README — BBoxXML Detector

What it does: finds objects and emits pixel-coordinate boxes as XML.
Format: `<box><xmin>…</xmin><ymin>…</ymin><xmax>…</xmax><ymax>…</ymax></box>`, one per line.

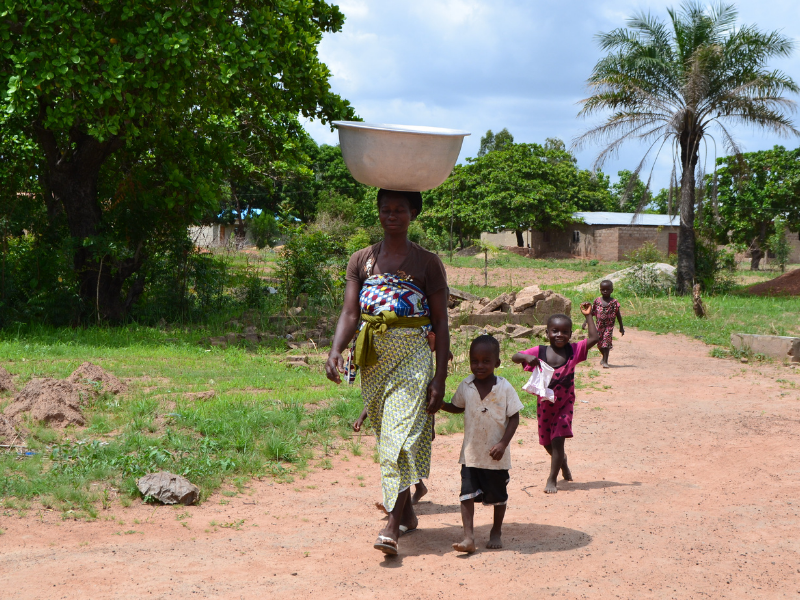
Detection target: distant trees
<box><xmin>576</xmin><ymin>2</ymin><xmax>799</xmax><ymax>293</ymax></box>
<box><xmin>700</xmin><ymin>146</ymin><xmax>800</xmax><ymax>270</ymax></box>
<box><xmin>423</xmin><ymin>138</ymin><xmax>615</xmax><ymax>248</ymax></box>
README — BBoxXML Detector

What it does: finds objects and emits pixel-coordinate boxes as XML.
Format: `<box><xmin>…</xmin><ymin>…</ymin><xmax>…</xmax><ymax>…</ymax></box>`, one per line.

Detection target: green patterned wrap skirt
<box><xmin>361</xmin><ymin>327</ymin><xmax>433</xmax><ymax>512</ymax></box>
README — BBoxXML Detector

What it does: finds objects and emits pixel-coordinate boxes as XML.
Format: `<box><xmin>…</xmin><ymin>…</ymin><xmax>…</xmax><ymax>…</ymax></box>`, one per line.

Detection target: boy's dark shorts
<box><xmin>459</xmin><ymin>465</ymin><xmax>509</xmax><ymax>506</ymax></box>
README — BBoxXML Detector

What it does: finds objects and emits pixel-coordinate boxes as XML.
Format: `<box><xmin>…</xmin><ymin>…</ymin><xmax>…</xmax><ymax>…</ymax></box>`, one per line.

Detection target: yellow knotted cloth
<box><xmin>354</xmin><ymin>311</ymin><xmax>431</xmax><ymax>368</ymax></box>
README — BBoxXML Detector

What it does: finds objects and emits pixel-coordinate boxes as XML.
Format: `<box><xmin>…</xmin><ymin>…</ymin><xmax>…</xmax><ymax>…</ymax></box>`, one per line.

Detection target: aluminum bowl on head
<box><xmin>332</xmin><ymin>121</ymin><xmax>470</xmax><ymax>192</ymax></box>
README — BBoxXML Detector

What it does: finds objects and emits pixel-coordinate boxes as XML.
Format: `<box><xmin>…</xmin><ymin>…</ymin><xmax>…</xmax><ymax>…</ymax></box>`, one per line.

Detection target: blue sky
<box><xmin>303</xmin><ymin>0</ymin><xmax>800</xmax><ymax>191</ymax></box>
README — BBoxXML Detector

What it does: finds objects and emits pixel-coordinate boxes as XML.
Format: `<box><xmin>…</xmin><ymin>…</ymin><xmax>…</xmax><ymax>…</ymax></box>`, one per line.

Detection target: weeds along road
<box><xmin>1</xmin><ymin>329</ymin><xmax>800</xmax><ymax>599</ymax></box>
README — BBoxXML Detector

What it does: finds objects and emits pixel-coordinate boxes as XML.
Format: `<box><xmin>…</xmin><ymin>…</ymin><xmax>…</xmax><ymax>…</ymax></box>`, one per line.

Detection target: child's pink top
<box><xmin>519</xmin><ymin>340</ymin><xmax>588</xmax><ymax>404</ymax></box>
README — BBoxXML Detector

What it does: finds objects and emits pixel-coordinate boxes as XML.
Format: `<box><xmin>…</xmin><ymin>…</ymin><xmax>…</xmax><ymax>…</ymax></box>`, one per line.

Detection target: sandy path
<box><xmin>2</xmin><ymin>330</ymin><xmax>800</xmax><ymax>599</ymax></box>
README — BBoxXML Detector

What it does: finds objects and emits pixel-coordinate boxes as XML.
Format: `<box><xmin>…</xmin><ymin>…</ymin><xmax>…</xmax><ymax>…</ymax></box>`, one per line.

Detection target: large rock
<box><xmin>67</xmin><ymin>362</ymin><xmax>127</xmax><ymax>395</ymax></box>
<box><xmin>449</xmin><ymin>287</ymin><xmax>482</xmax><ymax>302</ymax></box>
<box><xmin>731</xmin><ymin>334</ymin><xmax>800</xmax><ymax>363</ymax></box>
<box><xmin>477</xmin><ymin>292</ymin><xmax>514</xmax><ymax>315</ymax></box>
<box><xmin>4</xmin><ymin>378</ymin><xmax>86</xmax><ymax>427</ymax></box>
<box><xmin>512</xmin><ymin>285</ymin><xmax>549</xmax><ymax>313</ymax></box>
<box><xmin>576</xmin><ymin>263</ymin><xmax>675</xmax><ymax>292</ymax></box>
<box><xmin>137</xmin><ymin>472</ymin><xmax>200</xmax><ymax>505</ymax></box>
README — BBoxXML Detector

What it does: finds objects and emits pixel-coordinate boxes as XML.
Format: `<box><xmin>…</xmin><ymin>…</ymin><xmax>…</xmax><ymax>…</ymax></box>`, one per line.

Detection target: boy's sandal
<box><xmin>374</xmin><ymin>535</ymin><xmax>398</xmax><ymax>555</ymax></box>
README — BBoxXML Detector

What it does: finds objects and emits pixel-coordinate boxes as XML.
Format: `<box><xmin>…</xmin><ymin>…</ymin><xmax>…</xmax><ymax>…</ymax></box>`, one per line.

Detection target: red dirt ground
<box><xmin>748</xmin><ymin>268</ymin><xmax>800</xmax><ymax>296</ymax></box>
<box><xmin>445</xmin><ymin>266</ymin><xmax>585</xmax><ymax>288</ymax></box>
<box><xmin>2</xmin><ymin>329</ymin><xmax>800</xmax><ymax>599</ymax></box>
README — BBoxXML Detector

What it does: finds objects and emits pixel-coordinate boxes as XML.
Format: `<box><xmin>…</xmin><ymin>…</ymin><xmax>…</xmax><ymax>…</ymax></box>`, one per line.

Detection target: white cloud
<box><xmin>313</xmin><ymin>0</ymin><xmax>800</xmax><ymax>188</ymax></box>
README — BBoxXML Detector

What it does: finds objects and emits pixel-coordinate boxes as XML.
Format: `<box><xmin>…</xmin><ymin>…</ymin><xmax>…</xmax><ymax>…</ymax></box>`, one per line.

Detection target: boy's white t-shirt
<box><xmin>451</xmin><ymin>375</ymin><xmax>524</xmax><ymax>470</ymax></box>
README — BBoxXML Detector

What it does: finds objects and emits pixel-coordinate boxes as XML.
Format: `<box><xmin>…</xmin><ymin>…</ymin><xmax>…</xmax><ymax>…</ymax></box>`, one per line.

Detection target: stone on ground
<box><xmin>137</xmin><ymin>472</ymin><xmax>200</xmax><ymax>505</ymax></box>
<box><xmin>512</xmin><ymin>285</ymin><xmax>548</xmax><ymax>312</ymax></box>
<box><xmin>731</xmin><ymin>334</ymin><xmax>800</xmax><ymax>363</ymax></box>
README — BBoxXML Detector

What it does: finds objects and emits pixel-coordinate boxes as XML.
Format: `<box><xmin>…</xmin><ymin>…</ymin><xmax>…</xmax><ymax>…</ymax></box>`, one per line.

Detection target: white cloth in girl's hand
<box><xmin>522</xmin><ymin>361</ymin><xmax>555</xmax><ymax>403</ymax></box>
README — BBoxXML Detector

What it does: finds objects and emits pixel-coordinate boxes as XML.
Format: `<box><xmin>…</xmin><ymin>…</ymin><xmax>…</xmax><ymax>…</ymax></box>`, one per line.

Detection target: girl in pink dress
<box><xmin>512</xmin><ymin>303</ymin><xmax>599</xmax><ymax>493</ymax></box>
<box><xmin>588</xmin><ymin>280</ymin><xmax>624</xmax><ymax>368</ymax></box>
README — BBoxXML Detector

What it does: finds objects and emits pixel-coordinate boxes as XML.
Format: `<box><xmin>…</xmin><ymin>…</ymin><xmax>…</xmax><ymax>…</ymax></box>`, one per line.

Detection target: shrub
<box><xmin>275</xmin><ymin>227</ymin><xmax>348</xmax><ymax>305</ymax></box>
<box><xmin>247</xmin><ymin>212</ymin><xmax>280</xmax><ymax>250</ymax></box>
<box><xmin>625</xmin><ymin>241</ymin><xmax>665</xmax><ymax>264</ymax></box>
<box><xmin>621</xmin><ymin>263</ymin><xmax>674</xmax><ymax>296</ymax></box>
<box><xmin>694</xmin><ymin>238</ymin><xmax>735</xmax><ymax>294</ymax></box>
<box><xmin>345</xmin><ymin>229</ymin><xmax>371</xmax><ymax>255</ymax></box>
<box><xmin>767</xmin><ymin>219</ymin><xmax>791</xmax><ymax>273</ymax></box>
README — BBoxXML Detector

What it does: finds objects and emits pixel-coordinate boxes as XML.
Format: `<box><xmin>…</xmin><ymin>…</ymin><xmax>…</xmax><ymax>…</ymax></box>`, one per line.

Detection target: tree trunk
<box><xmin>33</xmin><ymin>117</ymin><xmax>142</xmax><ymax>321</ymax></box>
<box><xmin>750</xmin><ymin>223</ymin><xmax>768</xmax><ymax>271</ymax></box>
<box><xmin>515</xmin><ymin>229</ymin><xmax>524</xmax><ymax>247</ymax></box>
<box><xmin>676</xmin><ymin>127</ymin><xmax>701</xmax><ymax>294</ymax></box>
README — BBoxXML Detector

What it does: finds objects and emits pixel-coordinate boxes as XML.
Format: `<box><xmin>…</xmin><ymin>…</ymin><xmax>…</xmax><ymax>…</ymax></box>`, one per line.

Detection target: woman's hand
<box><xmin>426</xmin><ymin>377</ymin><xmax>445</xmax><ymax>414</ymax></box>
<box><xmin>580</xmin><ymin>302</ymin><xmax>592</xmax><ymax>316</ymax></box>
<box><xmin>325</xmin><ymin>351</ymin><xmax>345</xmax><ymax>384</ymax></box>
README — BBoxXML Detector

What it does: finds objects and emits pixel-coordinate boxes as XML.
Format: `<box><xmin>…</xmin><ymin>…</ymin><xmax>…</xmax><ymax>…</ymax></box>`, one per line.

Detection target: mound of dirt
<box><xmin>0</xmin><ymin>366</ymin><xmax>14</xmax><ymax>392</ymax></box>
<box><xmin>747</xmin><ymin>268</ymin><xmax>800</xmax><ymax>296</ymax></box>
<box><xmin>67</xmin><ymin>362</ymin><xmax>127</xmax><ymax>395</ymax></box>
<box><xmin>4</xmin><ymin>378</ymin><xmax>86</xmax><ymax>427</ymax></box>
<box><xmin>0</xmin><ymin>414</ymin><xmax>23</xmax><ymax>444</ymax></box>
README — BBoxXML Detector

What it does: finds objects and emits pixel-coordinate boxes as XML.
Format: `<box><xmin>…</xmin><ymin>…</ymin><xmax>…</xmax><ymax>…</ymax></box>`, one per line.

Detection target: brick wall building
<box><xmin>482</xmin><ymin>212</ymin><xmax>679</xmax><ymax>261</ymax></box>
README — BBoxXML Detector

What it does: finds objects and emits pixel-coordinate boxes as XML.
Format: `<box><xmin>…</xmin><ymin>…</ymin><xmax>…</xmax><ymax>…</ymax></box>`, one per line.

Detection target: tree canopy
<box><xmin>0</xmin><ymin>0</ymin><xmax>353</xmax><ymax>320</ymax></box>
<box><xmin>702</xmin><ymin>145</ymin><xmax>800</xmax><ymax>264</ymax></box>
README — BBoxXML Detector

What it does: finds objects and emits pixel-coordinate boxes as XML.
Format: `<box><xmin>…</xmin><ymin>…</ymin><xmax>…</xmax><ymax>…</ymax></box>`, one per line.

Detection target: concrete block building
<box><xmin>481</xmin><ymin>212</ymin><xmax>680</xmax><ymax>261</ymax></box>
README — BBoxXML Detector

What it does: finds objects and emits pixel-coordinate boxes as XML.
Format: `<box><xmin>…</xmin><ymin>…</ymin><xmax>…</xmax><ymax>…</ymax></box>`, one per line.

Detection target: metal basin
<box><xmin>333</xmin><ymin>121</ymin><xmax>470</xmax><ymax>191</ymax></box>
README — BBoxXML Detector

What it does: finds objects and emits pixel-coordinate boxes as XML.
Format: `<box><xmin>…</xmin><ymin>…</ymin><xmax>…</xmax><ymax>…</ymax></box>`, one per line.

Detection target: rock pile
<box><xmin>448</xmin><ymin>285</ymin><xmax>572</xmax><ymax>328</ymax></box>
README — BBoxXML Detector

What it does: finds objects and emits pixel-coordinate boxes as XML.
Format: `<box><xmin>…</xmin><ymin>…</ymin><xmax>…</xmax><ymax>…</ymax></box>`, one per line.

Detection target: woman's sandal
<box><xmin>374</xmin><ymin>535</ymin><xmax>398</xmax><ymax>555</ymax></box>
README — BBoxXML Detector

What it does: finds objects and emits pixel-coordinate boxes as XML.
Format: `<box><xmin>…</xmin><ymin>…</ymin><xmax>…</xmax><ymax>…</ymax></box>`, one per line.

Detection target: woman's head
<box><xmin>376</xmin><ymin>189</ymin><xmax>422</xmax><ymax>236</ymax></box>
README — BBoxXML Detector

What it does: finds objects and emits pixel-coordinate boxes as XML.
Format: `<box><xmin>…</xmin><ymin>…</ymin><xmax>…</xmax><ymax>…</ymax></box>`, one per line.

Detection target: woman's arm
<box><xmin>426</xmin><ymin>287</ymin><xmax>450</xmax><ymax>414</ymax></box>
<box><xmin>324</xmin><ymin>279</ymin><xmax>362</xmax><ymax>384</ymax></box>
<box><xmin>581</xmin><ymin>302</ymin><xmax>600</xmax><ymax>349</ymax></box>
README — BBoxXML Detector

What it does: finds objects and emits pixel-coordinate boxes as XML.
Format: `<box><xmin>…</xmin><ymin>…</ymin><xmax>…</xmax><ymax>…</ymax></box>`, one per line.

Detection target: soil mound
<box><xmin>747</xmin><ymin>268</ymin><xmax>800</xmax><ymax>296</ymax></box>
<box><xmin>4</xmin><ymin>378</ymin><xmax>86</xmax><ymax>427</ymax></box>
<box><xmin>0</xmin><ymin>366</ymin><xmax>14</xmax><ymax>392</ymax></box>
<box><xmin>0</xmin><ymin>414</ymin><xmax>23</xmax><ymax>444</ymax></box>
<box><xmin>67</xmin><ymin>362</ymin><xmax>127</xmax><ymax>395</ymax></box>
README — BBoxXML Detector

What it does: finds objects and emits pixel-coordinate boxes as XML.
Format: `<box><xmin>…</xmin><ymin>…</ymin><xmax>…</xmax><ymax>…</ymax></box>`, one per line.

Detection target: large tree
<box><xmin>702</xmin><ymin>145</ymin><xmax>800</xmax><ymax>269</ymax></box>
<box><xmin>1</xmin><ymin>1</ymin><xmax>352</xmax><ymax>320</ymax></box>
<box><xmin>575</xmin><ymin>1</ymin><xmax>798</xmax><ymax>292</ymax></box>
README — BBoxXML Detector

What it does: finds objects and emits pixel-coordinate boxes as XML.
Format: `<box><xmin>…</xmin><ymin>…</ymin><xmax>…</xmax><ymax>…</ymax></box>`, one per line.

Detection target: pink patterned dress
<box><xmin>591</xmin><ymin>297</ymin><xmax>620</xmax><ymax>350</ymax></box>
<box><xmin>519</xmin><ymin>340</ymin><xmax>588</xmax><ymax>446</ymax></box>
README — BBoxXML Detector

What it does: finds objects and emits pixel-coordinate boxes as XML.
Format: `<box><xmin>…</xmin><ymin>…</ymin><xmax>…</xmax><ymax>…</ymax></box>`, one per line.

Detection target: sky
<box><xmin>303</xmin><ymin>0</ymin><xmax>800</xmax><ymax>191</ymax></box>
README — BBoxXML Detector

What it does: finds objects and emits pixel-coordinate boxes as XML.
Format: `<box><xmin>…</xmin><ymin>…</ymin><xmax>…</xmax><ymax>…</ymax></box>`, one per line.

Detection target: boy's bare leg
<box><xmin>544</xmin><ymin>437</ymin><xmax>567</xmax><ymax>493</ymax></box>
<box><xmin>411</xmin><ymin>480</ymin><xmax>428</xmax><ymax>505</ymax></box>
<box><xmin>453</xmin><ymin>499</ymin><xmax>476</xmax><ymax>553</ymax></box>
<box><xmin>487</xmin><ymin>504</ymin><xmax>506</xmax><ymax>549</ymax></box>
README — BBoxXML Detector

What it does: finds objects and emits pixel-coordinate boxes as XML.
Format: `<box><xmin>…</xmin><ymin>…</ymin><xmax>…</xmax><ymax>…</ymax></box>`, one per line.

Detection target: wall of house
<box><xmin>189</xmin><ymin>224</ymin><xmax>254</xmax><ymax>248</ymax></box>
<box><xmin>787</xmin><ymin>228</ymin><xmax>800</xmax><ymax>264</ymax></box>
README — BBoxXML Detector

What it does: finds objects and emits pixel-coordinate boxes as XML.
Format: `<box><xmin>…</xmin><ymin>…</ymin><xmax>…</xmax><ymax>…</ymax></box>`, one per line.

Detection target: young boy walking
<box><xmin>441</xmin><ymin>335</ymin><xmax>523</xmax><ymax>553</ymax></box>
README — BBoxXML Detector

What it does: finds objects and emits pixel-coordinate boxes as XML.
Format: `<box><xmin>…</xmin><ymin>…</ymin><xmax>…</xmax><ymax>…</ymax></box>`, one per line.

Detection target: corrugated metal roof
<box><xmin>574</xmin><ymin>212</ymin><xmax>678</xmax><ymax>226</ymax></box>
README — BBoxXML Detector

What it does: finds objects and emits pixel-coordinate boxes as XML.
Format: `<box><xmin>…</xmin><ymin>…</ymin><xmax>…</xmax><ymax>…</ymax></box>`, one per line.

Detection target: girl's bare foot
<box><xmin>544</xmin><ymin>477</ymin><xmax>558</xmax><ymax>493</ymax></box>
<box><xmin>600</xmin><ymin>361</ymin><xmax>610</xmax><ymax>368</ymax></box>
<box><xmin>411</xmin><ymin>481</ymin><xmax>428</xmax><ymax>505</ymax></box>
<box><xmin>487</xmin><ymin>528</ymin><xmax>503</xmax><ymax>549</ymax></box>
<box><xmin>453</xmin><ymin>538</ymin><xmax>476</xmax><ymax>553</ymax></box>
<box><xmin>561</xmin><ymin>460</ymin><xmax>573</xmax><ymax>482</ymax></box>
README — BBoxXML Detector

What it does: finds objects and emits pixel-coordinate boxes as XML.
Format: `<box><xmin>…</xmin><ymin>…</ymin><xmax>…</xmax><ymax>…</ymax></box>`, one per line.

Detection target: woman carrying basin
<box><xmin>325</xmin><ymin>188</ymin><xmax>450</xmax><ymax>555</ymax></box>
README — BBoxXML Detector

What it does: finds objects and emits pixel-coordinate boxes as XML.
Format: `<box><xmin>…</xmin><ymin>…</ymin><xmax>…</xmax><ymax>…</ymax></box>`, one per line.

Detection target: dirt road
<box><xmin>2</xmin><ymin>330</ymin><xmax>800</xmax><ymax>599</ymax></box>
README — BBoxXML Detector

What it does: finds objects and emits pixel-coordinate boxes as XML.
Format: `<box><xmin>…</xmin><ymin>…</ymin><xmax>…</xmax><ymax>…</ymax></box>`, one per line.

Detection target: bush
<box><xmin>621</xmin><ymin>263</ymin><xmax>674</xmax><ymax>296</ymax></box>
<box><xmin>345</xmin><ymin>229</ymin><xmax>371</xmax><ymax>255</ymax></box>
<box><xmin>694</xmin><ymin>238</ymin><xmax>735</xmax><ymax>294</ymax></box>
<box><xmin>767</xmin><ymin>219</ymin><xmax>791</xmax><ymax>272</ymax></box>
<box><xmin>247</xmin><ymin>212</ymin><xmax>280</xmax><ymax>250</ymax></box>
<box><xmin>625</xmin><ymin>241</ymin><xmax>665</xmax><ymax>264</ymax></box>
<box><xmin>275</xmin><ymin>227</ymin><xmax>348</xmax><ymax>306</ymax></box>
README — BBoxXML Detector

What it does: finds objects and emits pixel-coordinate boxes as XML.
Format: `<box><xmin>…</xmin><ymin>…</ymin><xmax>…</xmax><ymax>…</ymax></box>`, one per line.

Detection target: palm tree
<box><xmin>574</xmin><ymin>2</ymin><xmax>799</xmax><ymax>292</ymax></box>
